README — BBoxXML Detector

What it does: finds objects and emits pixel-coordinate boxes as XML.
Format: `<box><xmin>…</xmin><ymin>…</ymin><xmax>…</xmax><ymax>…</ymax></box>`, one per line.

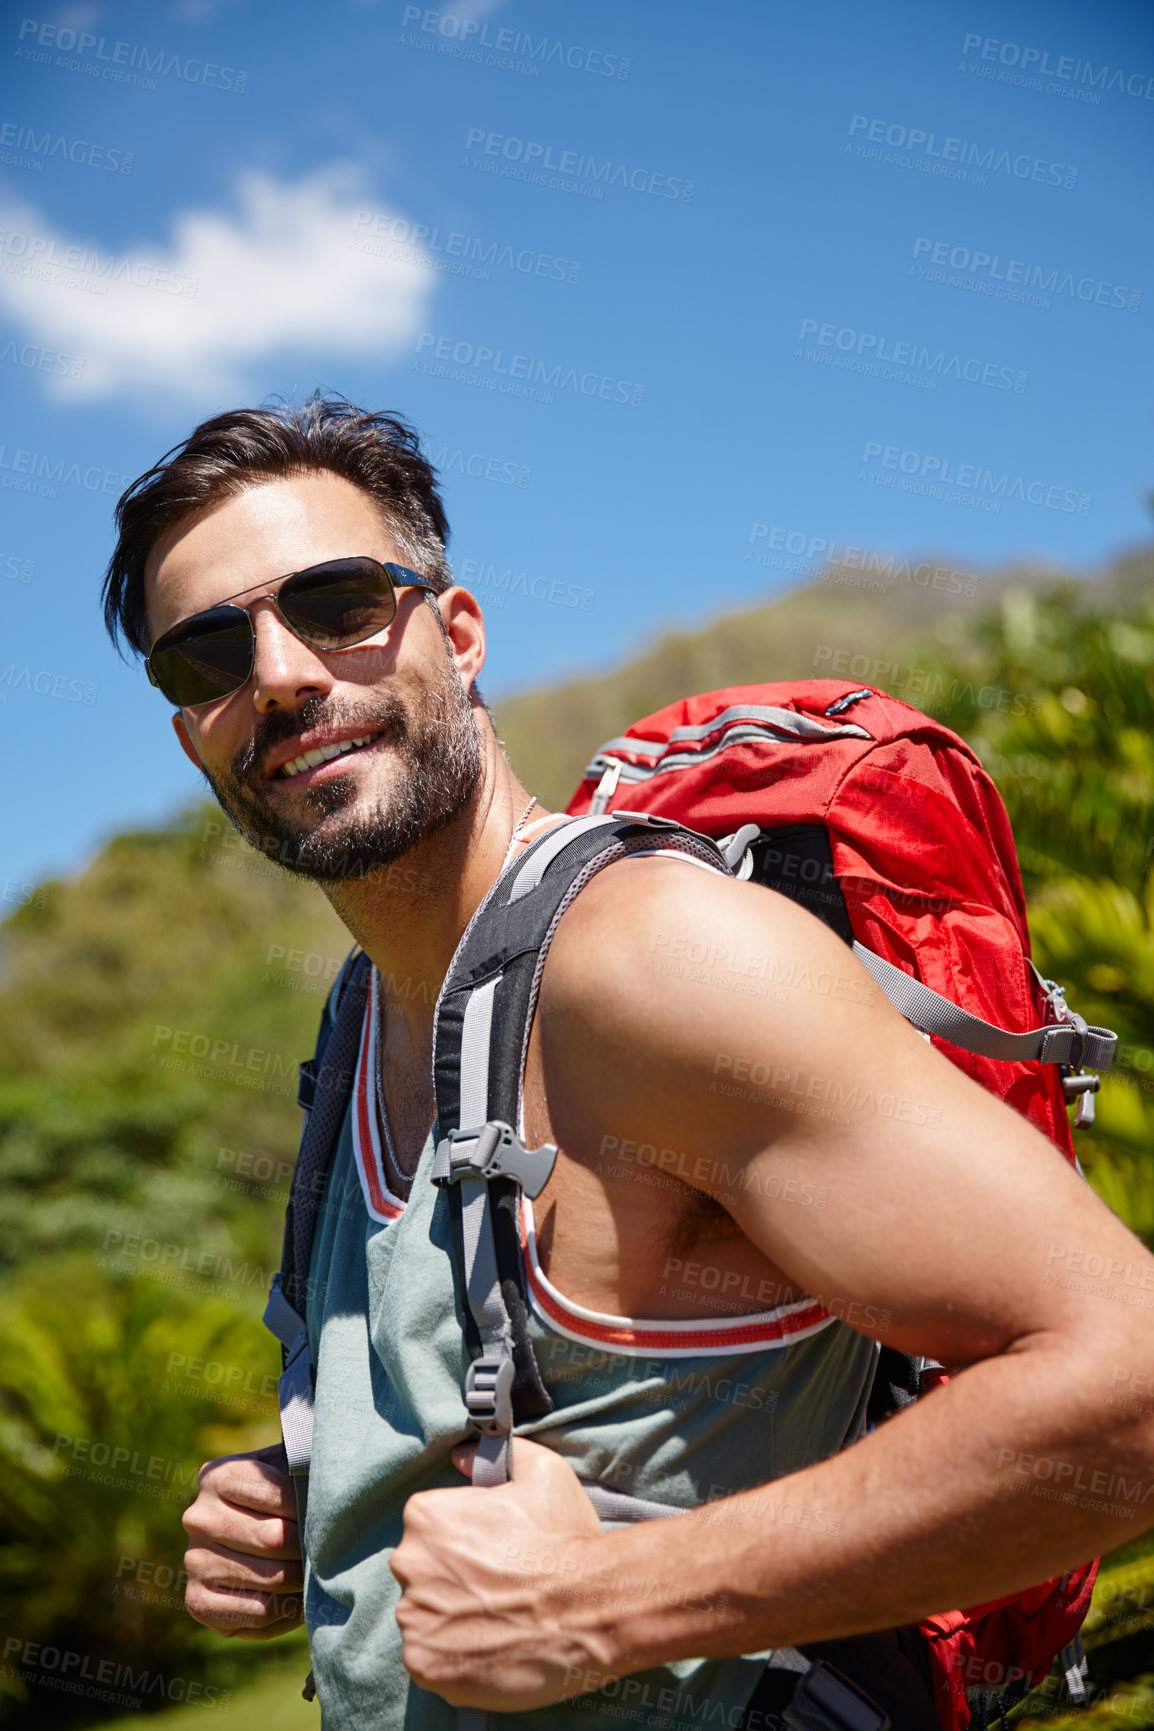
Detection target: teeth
<box><xmin>279</xmin><ymin>733</ymin><xmax>375</xmax><ymax>778</ymax></box>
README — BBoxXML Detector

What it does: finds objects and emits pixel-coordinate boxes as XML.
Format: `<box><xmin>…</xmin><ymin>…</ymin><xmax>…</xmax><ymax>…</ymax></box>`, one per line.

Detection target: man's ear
<box><xmin>438</xmin><ymin>586</ymin><xmax>486</xmax><ymax>694</ymax></box>
<box><xmin>172</xmin><ymin>710</ymin><xmax>204</xmax><ymax>770</ymax></box>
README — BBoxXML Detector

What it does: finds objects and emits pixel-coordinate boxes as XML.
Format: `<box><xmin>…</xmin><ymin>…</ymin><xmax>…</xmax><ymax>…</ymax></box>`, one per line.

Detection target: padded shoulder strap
<box><xmin>279</xmin><ymin>948</ymin><xmax>371</xmax><ymax>1317</ymax></box>
<box><xmin>433</xmin><ymin>815</ymin><xmax>727</xmax><ymax>1424</ymax></box>
<box><xmin>265</xmin><ymin>947</ymin><xmax>370</xmax><ymax>1534</ymax></box>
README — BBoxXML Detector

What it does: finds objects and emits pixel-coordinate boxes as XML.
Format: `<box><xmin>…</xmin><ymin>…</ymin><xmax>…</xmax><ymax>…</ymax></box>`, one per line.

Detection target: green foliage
<box><xmin>884</xmin><ymin>586</ymin><xmax>1154</xmax><ymax>1246</ymax></box>
<box><xmin>0</xmin><ymin>812</ymin><xmax>341</xmax><ymax>1724</ymax></box>
<box><xmin>0</xmin><ymin>806</ymin><xmax>348</xmax><ymax>1276</ymax></box>
<box><xmin>0</xmin><ymin>1255</ymin><xmax>283</xmax><ymax>1721</ymax></box>
<box><xmin>1017</xmin><ymin>1678</ymin><xmax>1154</xmax><ymax>1731</ymax></box>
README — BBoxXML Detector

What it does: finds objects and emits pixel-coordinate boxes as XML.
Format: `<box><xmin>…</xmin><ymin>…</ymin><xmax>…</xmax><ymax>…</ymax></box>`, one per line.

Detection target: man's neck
<box><xmin>319</xmin><ymin>730</ymin><xmax>542</xmax><ymax>1052</ymax></box>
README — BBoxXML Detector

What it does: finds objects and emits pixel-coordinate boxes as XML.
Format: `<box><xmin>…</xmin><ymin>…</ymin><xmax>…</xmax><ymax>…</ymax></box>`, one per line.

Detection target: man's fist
<box><xmin>391</xmin><ymin>1437</ymin><xmax>608</xmax><ymax>1709</ymax></box>
<box><xmin>182</xmin><ymin>1442</ymin><xmax>305</xmax><ymax>1640</ymax></box>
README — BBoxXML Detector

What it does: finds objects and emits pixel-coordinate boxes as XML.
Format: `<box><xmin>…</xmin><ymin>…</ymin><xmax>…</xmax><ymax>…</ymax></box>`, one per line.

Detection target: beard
<box><xmin>200</xmin><ymin>651</ymin><xmax>483</xmax><ymax>883</ymax></box>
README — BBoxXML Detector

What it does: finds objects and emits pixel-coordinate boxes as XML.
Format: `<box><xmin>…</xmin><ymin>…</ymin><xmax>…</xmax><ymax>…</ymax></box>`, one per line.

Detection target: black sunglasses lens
<box><xmin>150</xmin><ymin>609</ymin><xmax>254</xmax><ymax>707</ymax></box>
<box><xmin>279</xmin><ymin>558</ymin><xmax>396</xmax><ymax>648</ymax></box>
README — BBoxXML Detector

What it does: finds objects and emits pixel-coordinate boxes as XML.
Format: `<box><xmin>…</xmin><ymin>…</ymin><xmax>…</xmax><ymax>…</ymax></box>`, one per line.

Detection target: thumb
<box><xmin>505</xmin><ymin>1438</ymin><xmax>603</xmax><ymax>1533</ymax></box>
<box><xmin>450</xmin><ymin>1442</ymin><xmax>477</xmax><ymax>1481</ymax></box>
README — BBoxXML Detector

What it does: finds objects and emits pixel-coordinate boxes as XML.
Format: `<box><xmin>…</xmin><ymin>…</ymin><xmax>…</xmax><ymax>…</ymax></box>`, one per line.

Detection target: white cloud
<box><xmin>0</xmin><ymin>165</ymin><xmax>433</xmax><ymax>406</ymax></box>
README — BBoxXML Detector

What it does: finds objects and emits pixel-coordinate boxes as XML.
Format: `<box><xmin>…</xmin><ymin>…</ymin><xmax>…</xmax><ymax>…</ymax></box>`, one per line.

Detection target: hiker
<box><xmin>103</xmin><ymin>397</ymin><xmax>1154</xmax><ymax>1731</ymax></box>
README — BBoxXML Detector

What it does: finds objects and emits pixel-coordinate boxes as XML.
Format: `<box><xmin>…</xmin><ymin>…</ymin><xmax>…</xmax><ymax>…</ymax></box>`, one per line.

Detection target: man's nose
<box><xmin>248</xmin><ymin>600</ymin><xmax>336</xmax><ymax>712</ymax></box>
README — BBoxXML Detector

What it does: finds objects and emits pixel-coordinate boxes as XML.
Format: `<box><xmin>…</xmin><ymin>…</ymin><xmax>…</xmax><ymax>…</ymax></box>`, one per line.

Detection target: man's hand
<box><xmin>182</xmin><ymin>1442</ymin><xmax>304</xmax><ymax>1640</ymax></box>
<box><xmin>391</xmin><ymin>1438</ymin><xmax>610</xmax><ymax>1709</ymax></box>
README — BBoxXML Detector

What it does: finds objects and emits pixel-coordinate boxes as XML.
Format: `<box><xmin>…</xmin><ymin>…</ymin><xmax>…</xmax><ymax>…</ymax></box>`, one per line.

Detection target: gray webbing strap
<box><xmin>580</xmin><ymin>1483</ymin><xmax>687</xmax><ymax>1523</ymax></box>
<box><xmin>456</xmin><ymin>975</ymin><xmax>517</xmax><ymax>1488</ymax></box>
<box><xmin>766</xmin><ymin>1649</ymin><xmax>811</xmax><ymax>1675</ymax></box>
<box><xmin>583</xmin><ymin>1477</ymin><xmax>808</xmax><ymax>1685</ymax></box>
<box><xmin>1059</xmin><ymin>1636</ymin><xmax>1089</xmax><ymax>1705</ymax></box>
<box><xmin>852</xmin><ymin>942</ymin><xmax>1116</xmax><ymax>1070</ymax></box>
<box><xmin>451</xmin><ymin>976</ymin><xmax>513</xmax><ymax>1728</ymax></box>
<box><xmin>263</xmin><ymin>1277</ymin><xmax>313</xmax><ymax>1514</ymax></box>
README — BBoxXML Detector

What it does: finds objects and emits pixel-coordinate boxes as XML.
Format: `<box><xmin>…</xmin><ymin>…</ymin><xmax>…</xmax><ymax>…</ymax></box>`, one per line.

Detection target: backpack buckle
<box><xmin>297</xmin><ymin>1059</ymin><xmax>318</xmax><ymax>1112</ymax></box>
<box><xmin>465</xmin><ymin>1352</ymin><xmax>515</xmax><ymax>1435</ymax></box>
<box><xmin>434</xmin><ymin>1121</ymin><xmax>558</xmax><ymax>1200</ymax></box>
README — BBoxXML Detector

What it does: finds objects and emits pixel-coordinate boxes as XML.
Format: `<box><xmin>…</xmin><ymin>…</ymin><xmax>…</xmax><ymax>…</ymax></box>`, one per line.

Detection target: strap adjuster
<box><xmin>433</xmin><ymin>1121</ymin><xmax>558</xmax><ymax>1200</ymax></box>
<box><xmin>465</xmin><ymin>1353</ymin><xmax>515</xmax><ymax>1435</ymax></box>
<box><xmin>297</xmin><ymin>1059</ymin><xmax>318</xmax><ymax>1112</ymax></box>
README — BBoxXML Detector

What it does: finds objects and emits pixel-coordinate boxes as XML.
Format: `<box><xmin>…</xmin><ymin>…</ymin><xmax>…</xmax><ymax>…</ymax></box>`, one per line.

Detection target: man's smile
<box><xmin>267</xmin><ymin>728</ymin><xmax>384</xmax><ymax>782</ymax></box>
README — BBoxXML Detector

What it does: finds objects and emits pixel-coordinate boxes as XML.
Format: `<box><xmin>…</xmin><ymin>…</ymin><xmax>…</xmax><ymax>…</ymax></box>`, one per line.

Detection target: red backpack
<box><xmin>565</xmin><ymin>679</ymin><xmax>1109</xmax><ymax>1731</ymax></box>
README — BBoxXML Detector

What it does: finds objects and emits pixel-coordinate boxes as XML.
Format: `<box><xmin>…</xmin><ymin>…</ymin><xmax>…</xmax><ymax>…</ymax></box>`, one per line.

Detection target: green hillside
<box><xmin>3</xmin><ymin>545</ymin><xmax>1154</xmax><ymax>1725</ymax></box>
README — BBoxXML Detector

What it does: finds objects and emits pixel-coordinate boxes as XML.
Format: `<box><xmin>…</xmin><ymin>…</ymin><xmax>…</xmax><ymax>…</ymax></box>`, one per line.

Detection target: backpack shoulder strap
<box><xmin>281</xmin><ymin>946</ymin><xmax>371</xmax><ymax>1316</ymax></box>
<box><xmin>431</xmin><ymin>814</ymin><xmax>727</xmax><ymax>1478</ymax></box>
<box><xmin>263</xmin><ymin>946</ymin><xmax>370</xmax><ymax>1509</ymax></box>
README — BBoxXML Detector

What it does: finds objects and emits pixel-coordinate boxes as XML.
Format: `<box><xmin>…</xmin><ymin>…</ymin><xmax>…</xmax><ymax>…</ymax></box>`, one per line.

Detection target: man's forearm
<box><xmin>531</xmin><ymin>1336</ymin><xmax>1153</xmax><ymax>1680</ymax></box>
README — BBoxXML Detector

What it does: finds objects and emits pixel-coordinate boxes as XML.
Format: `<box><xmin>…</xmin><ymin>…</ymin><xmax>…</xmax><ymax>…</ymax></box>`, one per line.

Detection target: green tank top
<box><xmin>304</xmin><ymin>973</ymin><xmax>878</xmax><ymax>1731</ymax></box>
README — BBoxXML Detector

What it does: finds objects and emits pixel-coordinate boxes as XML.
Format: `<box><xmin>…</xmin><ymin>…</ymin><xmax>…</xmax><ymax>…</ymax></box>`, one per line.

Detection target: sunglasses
<box><xmin>146</xmin><ymin>557</ymin><xmax>439</xmax><ymax>709</ymax></box>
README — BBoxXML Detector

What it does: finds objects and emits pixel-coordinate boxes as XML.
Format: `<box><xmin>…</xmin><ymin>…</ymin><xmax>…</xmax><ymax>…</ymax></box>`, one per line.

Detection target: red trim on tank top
<box><xmin>518</xmin><ymin>1199</ymin><xmax>833</xmax><ymax>1356</ymax></box>
<box><xmin>351</xmin><ymin>975</ymin><xmax>406</xmax><ymax>1224</ymax></box>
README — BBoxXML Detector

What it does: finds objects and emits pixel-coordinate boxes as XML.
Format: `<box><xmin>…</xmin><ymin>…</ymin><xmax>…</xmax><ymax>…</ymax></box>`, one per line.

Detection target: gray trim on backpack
<box><xmin>584</xmin><ymin>705</ymin><xmax>874</xmax><ymax>784</ymax></box>
<box><xmin>852</xmin><ymin>943</ymin><xmax>1116</xmax><ymax>1071</ymax></box>
<box><xmin>598</xmin><ymin>703</ymin><xmax>876</xmax><ymax>756</ymax></box>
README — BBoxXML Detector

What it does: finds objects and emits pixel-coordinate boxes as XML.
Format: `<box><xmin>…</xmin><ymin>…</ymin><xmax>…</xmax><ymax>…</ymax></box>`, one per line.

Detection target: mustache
<box><xmin>231</xmin><ymin>693</ymin><xmax>407</xmax><ymax>784</ymax></box>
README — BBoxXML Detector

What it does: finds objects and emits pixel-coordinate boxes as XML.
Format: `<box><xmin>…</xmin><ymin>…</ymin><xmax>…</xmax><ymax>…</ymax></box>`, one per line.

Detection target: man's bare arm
<box><xmin>392</xmin><ymin>857</ymin><xmax>1154</xmax><ymax>1709</ymax></box>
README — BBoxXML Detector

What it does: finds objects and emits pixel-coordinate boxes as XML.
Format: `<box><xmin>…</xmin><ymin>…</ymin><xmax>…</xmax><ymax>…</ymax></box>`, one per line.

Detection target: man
<box><xmin>104</xmin><ymin>397</ymin><xmax>1154</xmax><ymax>1731</ymax></box>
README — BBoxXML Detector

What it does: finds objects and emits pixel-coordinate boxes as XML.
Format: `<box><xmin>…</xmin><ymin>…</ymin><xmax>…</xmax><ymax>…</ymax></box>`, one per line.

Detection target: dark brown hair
<box><xmin>102</xmin><ymin>394</ymin><xmax>452</xmax><ymax>656</ymax></box>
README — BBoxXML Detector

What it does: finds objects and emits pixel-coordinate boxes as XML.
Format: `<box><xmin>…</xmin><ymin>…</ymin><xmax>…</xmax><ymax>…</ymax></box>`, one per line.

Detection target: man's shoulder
<box><xmin>537</xmin><ymin>848</ymin><xmax>805</xmax><ymax>1025</ymax></box>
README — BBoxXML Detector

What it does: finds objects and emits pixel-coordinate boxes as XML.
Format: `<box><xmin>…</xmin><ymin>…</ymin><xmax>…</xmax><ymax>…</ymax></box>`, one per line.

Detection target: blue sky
<box><xmin>2</xmin><ymin>0</ymin><xmax>1152</xmax><ymax>898</ymax></box>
